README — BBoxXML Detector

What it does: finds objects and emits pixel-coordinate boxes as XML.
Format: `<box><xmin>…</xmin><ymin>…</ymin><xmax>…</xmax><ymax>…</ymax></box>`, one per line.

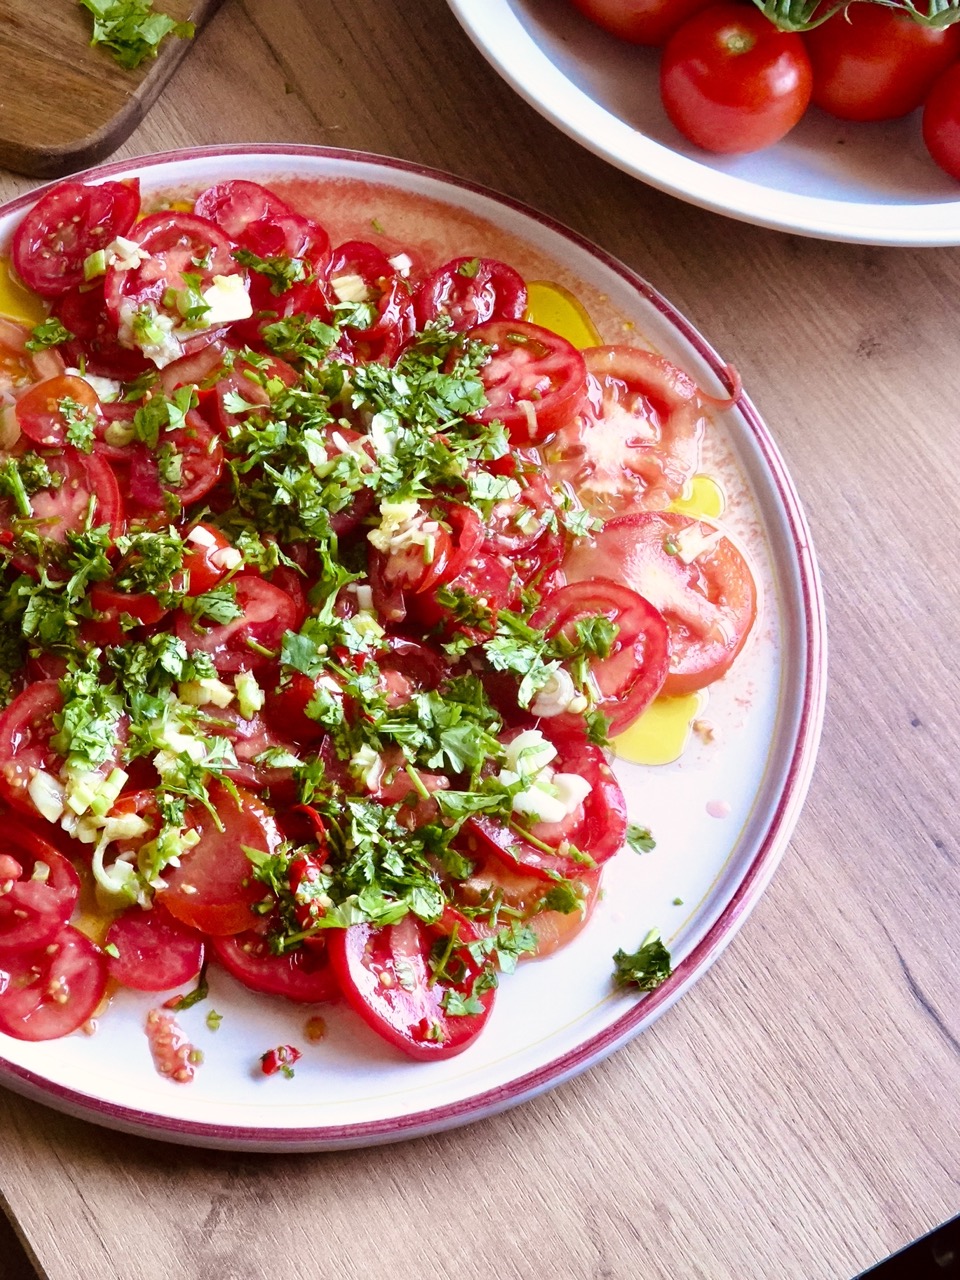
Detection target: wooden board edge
<box><xmin>0</xmin><ymin>0</ymin><xmax>227</xmax><ymax>182</ymax></box>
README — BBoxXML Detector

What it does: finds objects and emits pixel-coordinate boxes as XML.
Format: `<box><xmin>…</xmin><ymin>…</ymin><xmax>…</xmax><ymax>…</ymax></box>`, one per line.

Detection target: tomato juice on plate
<box><xmin>0</xmin><ymin>152</ymin><xmax>824</xmax><ymax>1153</ymax></box>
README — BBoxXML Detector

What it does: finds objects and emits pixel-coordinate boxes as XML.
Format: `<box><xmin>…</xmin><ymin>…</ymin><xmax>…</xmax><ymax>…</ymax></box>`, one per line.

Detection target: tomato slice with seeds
<box><xmin>461</xmin><ymin>729</ymin><xmax>628</xmax><ymax>881</ymax></box>
<box><xmin>459</xmin><ymin>857</ymin><xmax>602</xmax><ymax>959</ymax></box>
<box><xmin>544</xmin><ymin>345</ymin><xmax>706</xmax><ymax>518</ymax></box>
<box><xmin>174</xmin><ymin>574</ymin><xmax>299</xmax><ymax>673</ymax></box>
<box><xmin>213</xmin><ymin>919</ymin><xmax>338</xmax><ymax>1004</ymax></box>
<box><xmin>562</xmin><ymin>511</ymin><xmax>758</xmax><ymax>695</ymax></box>
<box><xmin>0</xmin><ymin>317</ymin><xmax>67</xmax><ymax>396</ymax></box>
<box><xmin>0</xmin><ymin>824</ymin><xmax>80</xmax><ymax>953</ymax></box>
<box><xmin>327</xmin><ymin>906</ymin><xmax>495</xmax><ymax>1060</ymax></box>
<box><xmin>12</xmin><ymin>179</ymin><xmax>141</xmax><ymax>298</ymax></box>
<box><xmin>0</xmin><ymin>681</ymin><xmax>64</xmax><ymax>819</ymax></box>
<box><xmin>54</xmin><ymin>284</ymin><xmax>150</xmax><ymax>380</ymax></box>
<box><xmin>469</xmin><ymin>319</ymin><xmax>588</xmax><ymax>445</ymax></box>
<box><xmin>413</xmin><ymin>256</ymin><xmax>527</xmax><ymax>332</ymax></box>
<box><xmin>104</xmin><ymin>905</ymin><xmax>205</xmax><ymax>992</ymax></box>
<box><xmin>15</xmin><ymin>373</ymin><xmax>101</xmax><ymax>450</ymax></box>
<box><xmin>0</xmin><ymin>924</ymin><xmax>108</xmax><ymax>1041</ymax></box>
<box><xmin>0</xmin><ymin>448</ymin><xmax>125</xmax><ymax>558</ymax></box>
<box><xmin>158</xmin><ymin>785</ymin><xmax>281</xmax><ymax>936</ymax></box>
<box><xmin>103</xmin><ymin>211</ymin><xmax>241</xmax><ymax>360</ymax></box>
<box><xmin>531</xmin><ymin>579</ymin><xmax>670</xmax><ymax>735</ymax></box>
<box><xmin>128</xmin><ymin>409</ymin><xmax>224</xmax><ymax>512</ymax></box>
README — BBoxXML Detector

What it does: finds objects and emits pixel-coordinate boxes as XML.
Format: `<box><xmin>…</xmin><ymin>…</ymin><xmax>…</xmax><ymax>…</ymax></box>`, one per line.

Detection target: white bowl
<box><xmin>448</xmin><ymin>0</ymin><xmax>960</xmax><ymax>246</ymax></box>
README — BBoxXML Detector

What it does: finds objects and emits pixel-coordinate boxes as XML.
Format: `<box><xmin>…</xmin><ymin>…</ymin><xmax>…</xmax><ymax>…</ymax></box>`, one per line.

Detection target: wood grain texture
<box><xmin>0</xmin><ymin>0</ymin><xmax>223</xmax><ymax>178</ymax></box>
<box><xmin>2</xmin><ymin>2</ymin><xmax>960</xmax><ymax>1278</ymax></box>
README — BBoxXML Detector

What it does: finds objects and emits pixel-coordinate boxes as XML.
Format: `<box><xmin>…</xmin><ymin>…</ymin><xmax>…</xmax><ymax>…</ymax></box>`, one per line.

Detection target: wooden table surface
<box><xmin>1</xmin><ymin>3</ymin><xmax>959</xmax><ymax>1278</ymax></box>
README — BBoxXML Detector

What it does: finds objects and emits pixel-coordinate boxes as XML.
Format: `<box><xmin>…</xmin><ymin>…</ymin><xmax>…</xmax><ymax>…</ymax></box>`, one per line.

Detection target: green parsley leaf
<box><xmin>612</xmin><ymin>930</ymin><xmax>673</xmax><ymax>991</ymax></box>
<box><xmin>25</xmin><ymin>317</ymin><xmax>74</xmax><ymax>351</ymax></box>
<box><xmin>625</xmin><ymin>824</ymin><xmax>656</xmax><ymax>854</ymax></box>
<box><xmin>79</xmin><ymin>0</ymin><xmax>195</xmax><ymax>70</ymax></box>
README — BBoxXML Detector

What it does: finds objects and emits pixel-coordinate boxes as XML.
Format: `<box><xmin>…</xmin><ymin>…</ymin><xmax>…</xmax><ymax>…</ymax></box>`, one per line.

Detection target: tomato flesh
<box><xmin>328</xmin><ymin>907</ymin><xmax>494</xmax><ymax>1060</ymax></box>
<box><xmin>0</xmin><ymin>925</ymin><xmax>108</xmax><ymax>1041</ymax></box>
<box><xmin>563</xmin><ymin>510</ymin><xmax>758</xmax><ymax>694</ymax></box>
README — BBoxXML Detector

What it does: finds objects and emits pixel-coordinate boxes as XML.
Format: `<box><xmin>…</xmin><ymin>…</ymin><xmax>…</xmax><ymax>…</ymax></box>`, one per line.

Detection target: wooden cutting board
<box><xmin>0</xmin><ymin>0</ymin><xmax>225</xmax><ymax>180</ymax></box>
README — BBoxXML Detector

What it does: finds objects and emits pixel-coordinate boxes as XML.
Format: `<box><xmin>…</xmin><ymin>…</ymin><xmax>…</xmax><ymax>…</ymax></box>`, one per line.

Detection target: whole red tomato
<box><xmin>923</xmin><ymin>62</ymin><xmax>960</xmax><ymax>182</ymax></box>
<box><xmin>803</xmin><ymin>8</ymin><xmax>960</xmax><ymax>122</ymax></box>
<box><xmin>660</xmin><ymin>3</ymin><xmax>813</xmax><ymax>153</ymax></box>
<box><xmin>569</xmin><ymin>0</ymin><xmax>715</xmax><ymax>45</ymax></box>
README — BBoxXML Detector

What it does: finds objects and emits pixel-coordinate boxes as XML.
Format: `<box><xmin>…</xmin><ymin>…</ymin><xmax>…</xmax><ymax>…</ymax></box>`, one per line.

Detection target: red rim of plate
<box><xmin>0</xmin><ymin>145</ymin><xmax>827</xmax><ymax>1150</ymax></box>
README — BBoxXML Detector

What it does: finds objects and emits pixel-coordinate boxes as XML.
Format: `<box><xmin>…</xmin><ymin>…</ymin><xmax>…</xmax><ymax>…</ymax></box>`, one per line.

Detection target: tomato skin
<box><xmin>158</xmin><ymin>785</ymin><xmax>281</xmax><ymax>936</ymax></box>
<box><xmin>413</xmin><ymin>256</ymin><xmax>527</xmax><ymax>332</ymax></box>
<box><xmin>924</xmin><ymin>63</ymin><xmax>960</xmax><ymax>182</ymax></box>
<box><xmin>545</xmin><ymin>345</ymin><xmax>705</xmax><ymax>518</ymax></box>
<box><xmin>661</xmin><ymin>4</ymin><xmax>812</xmax><ymax>154</ymax></box>
<box><xmin>562</xmin><ymin>511</ymin><xmax>758</xmax><ymax>694</ymax></box>
<box><xmin>804</xmin><ymin>10</ymin><xmax>960</xmax><ymax>123</ymax></box>
<box><xmin>12</xmin><ymin>179</ymin><xmax>141</xmax><ymax>298</ymax></box>
<box><xmin>531</xmin><ymin>579</ymin><xmax>670</xmax><ymax>734</ymax></box>
<box><xmin>0</xmin><ymin>825</ymin><xmax>81</xmax><ymax>953</ymax></box>
<box><xmin>212</xmin><ymin>922</ymin><xmax>339</xmax><ymax>1004</ymax></box>
<box><xmin>469</xmin><ymin>319</ymin><xmax>588</xmax><ymax>444</ymax></box>
<box><xmin>0</xmin><ymin>925</ymin><xmax>108</xmax><ymax>1041</ymax></box>
<box><xmin>104</xmin><ymin>906</ymin><xmax>205</xmax><ymax>992</ymax></box>
<box><xmin>569</xmin><ymin>0</ymin><xmax>714</xmax><ymax>45</ymax></box>
<box><xmin>327</xmin><ymin>907</ymin><xmax>495</xmax><ymax>1060</ymax></box>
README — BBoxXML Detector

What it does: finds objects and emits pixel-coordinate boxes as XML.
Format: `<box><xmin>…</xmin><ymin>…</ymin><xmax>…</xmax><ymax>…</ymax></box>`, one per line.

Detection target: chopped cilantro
<box><xmin>612</xmin><ymin>930</ymin><xmax>673</xmax><ymax>991</ymax></box>
<box><xmin>625</xmin><ymin>824</ymin><xmax>656</xmax><ymax>854</ymax></box>
<box><xmin>79</xmin><ymin>0</ymin><xmax>195</xmax><ymax>70</ymax></box>
<box><xmin>26</xmin><ymin>317</ymin><xmax>74</xmax><ymax>351</ymax></box>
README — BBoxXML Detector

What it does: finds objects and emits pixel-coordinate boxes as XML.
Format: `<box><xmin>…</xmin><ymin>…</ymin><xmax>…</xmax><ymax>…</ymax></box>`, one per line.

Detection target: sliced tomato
<box><xmin>54</xmin><ymin>284</ymin><xmax>150</xmax><ymax>380</ymax></box>
<box><xmin>265</xmin><ymin>672</ymin><xmax>330</xmax><ymax>745</ymax></box>
<box><xmin>0</xmin><ymin>924</ymin><xmax>108</xmax><ymax>1041</ymax></box>
<box><xmin>158</xmin><ymin>785</ymin><xmax>280</xmax><ymax>935</ymax></box>
<box><xmin>194</xmin><ymin>180</ymin><xmax>329</xmax><ymax>260</ymax></box>
<box><xmin>84</xmin><ymin>582</ymin><xmax>167</xmax><ymax>646</ymax></box>
<box><xmin>128</xmin><ymin>409</ymin><xmax>224</xmax><ymax>512</ymax></box>
<box><xmin>544</xmin><ymin>345</ymin><xmax>705</xmax><ymax>518</ymax></box>
<box><xmin>15</xmin><ymin>374</ymin><xmax>101</xmax><ymax>450</ymax></box>
<box><xmin>0</xmin><ymin>682</ymin><xmax>64</xmax><ymax>819</ymax></box>
<box><xmin>2</xmin><ymin>448</ymin><xmax>125</xmax><ymax>550</ymax></box>
<box><xmin>0</xmin><ymin>317</ymin><xmax>67</xmax><ymax>397</ymax></box>
<box><xmin>325</xmin><ymin>240</ymin><xmax>414</xmax><ymax>364</ymax></box>
<box><xmin>531</xmin><ymin>579</ymin><xmax>669</xmax><ymax>734</ymax></box>
<box><xmin>174</xmin><ymin>575</ymin><xmax>299</xmax><ymax>672</ymax></box>
<box><xmin>413</xmin><ymin>256</ymin><xmax>527</xmax><ymax>332</ymax></box>
<box><xmin>213</xmin><ymin>918</ymin><xmax>338</xmax><ymax>1003</ymax></box>
<box><xmin>104</xmin><ymin>905</ymin><xmax>205</xmax><ymax>992</ymax></box>
<box><xmin>469</xmin><ymin>319</ymin><xmax>588</xmax><ymax>445</ymax></box>
<box><xmin>12</xmin><ymin>179</ymin><xmax>141</xmax><ymax>298</ymax></box>
<box><xmin>461</xmin><ymin>729</ymin><xmax>627</xmax><ymax>881</ymax></box>
<box><xmin>177</xmin><ymin>523</ymin><xmax>239</xmax><ymax>595</ymax></box>
<box><xmin>327</xmin><ymin>906</ymin><xmax>495</xmax><ymax>1060</ymax></box>
<box><xmin>103</xmin><ymin>211</ymin><xmax>240</xmax><ymax>361</ymax></box>
<box><xmin>458</xmin><ymin>857</ymin><xmax>602</xmax><ymax>959</ymax></box>
<box><xmin>562</xmin><ymin>510</ymin><xmax>758</xmax><ymax>694</ymax></box>
<box><xmin>0</xmin><ymin>824</ymin><xmax>80</xmax><ymax>952</ymax></box>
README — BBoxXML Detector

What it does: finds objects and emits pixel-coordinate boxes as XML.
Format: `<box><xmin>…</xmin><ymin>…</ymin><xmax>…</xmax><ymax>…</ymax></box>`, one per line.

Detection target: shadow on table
<box><xmin>0</xmin><ymin>1206</ymin><xmax>40</xmax><ymax>1280</ymax></box>
<box><xmin>860</xmin><ymin>1214</ymin><xmax>960</xmax><ymax>1278</ymax></box>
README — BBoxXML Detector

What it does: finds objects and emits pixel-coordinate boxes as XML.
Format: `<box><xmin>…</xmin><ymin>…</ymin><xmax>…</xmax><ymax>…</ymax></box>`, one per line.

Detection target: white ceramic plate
<box><xmin>0</xmin><ymin>146</ymin><xmax>825</xmax><ymax>1150</ymax></box>
<box><xmin>448</xmin><ymin>0</ymin><xmax>960</xmax><ymax>246</ymax></box>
